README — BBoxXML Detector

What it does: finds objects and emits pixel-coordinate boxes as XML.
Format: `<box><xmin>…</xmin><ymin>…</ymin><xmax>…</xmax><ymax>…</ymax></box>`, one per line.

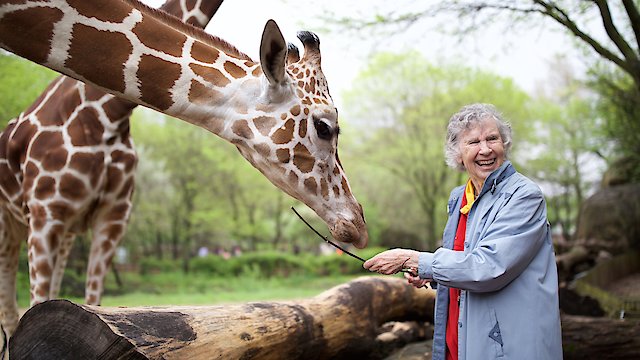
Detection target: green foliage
<box><xmin>342</xmin><ymin>51</ymin><xmax>531</xmax><ymax>249</ymax></box>
<box><xmin>0</xmin><ymin>53</ymin><xmax>58</xmax><ymax>126</ymax></box>
<box><xmin>589</xmin><ymin>65</ymin><xmax>640</xmax><ymax>182</ymax></box>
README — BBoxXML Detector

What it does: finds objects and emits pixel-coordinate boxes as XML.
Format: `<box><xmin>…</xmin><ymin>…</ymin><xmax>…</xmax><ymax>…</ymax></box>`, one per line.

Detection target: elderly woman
<box><xmin>364</xmin><ymin>104</ymin><xmax>562</xmax><ymax>360</ymax></box>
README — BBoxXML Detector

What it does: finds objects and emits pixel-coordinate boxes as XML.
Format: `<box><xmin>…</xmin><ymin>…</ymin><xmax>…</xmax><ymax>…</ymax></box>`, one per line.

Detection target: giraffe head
<box><xmin>229</xmin><ymin>20</ymin><xmax>368</xmax><ymax>248</ymax></box>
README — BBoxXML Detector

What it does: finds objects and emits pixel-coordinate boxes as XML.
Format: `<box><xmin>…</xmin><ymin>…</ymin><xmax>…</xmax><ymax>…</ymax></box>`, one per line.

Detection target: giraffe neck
<box><xmin>0</xmin><ymin>0</ymin><xmax>252</xmax><ymax>139</ymax></box>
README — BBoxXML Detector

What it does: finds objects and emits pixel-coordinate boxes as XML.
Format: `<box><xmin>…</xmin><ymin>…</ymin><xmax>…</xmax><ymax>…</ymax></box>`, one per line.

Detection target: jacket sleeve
<box><xmin>419</xmin><ymin>183</ymin><xmax>549</xmax><ymax>292</ymax></box>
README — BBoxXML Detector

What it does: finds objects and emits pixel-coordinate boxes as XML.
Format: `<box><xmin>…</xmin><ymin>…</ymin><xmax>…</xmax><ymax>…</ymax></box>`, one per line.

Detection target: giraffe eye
<box><xmin>314</xmin><ymin>119</ymin><xmax>332</xmax><ymax>140</ymax></box>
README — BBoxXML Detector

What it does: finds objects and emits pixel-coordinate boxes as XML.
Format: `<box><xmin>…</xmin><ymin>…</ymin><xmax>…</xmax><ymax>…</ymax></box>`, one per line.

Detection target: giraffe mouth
<box><xmin>331</xmin><ymin>217</ymin><xmax>369</xmax><ymax>249</ymax></box>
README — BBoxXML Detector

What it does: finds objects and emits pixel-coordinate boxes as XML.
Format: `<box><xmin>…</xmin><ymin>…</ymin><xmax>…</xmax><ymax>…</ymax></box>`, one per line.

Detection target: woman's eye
<box><xmin>314</xmin><ymin>119</ymin><xmax>332</xmax><ymax>140</ymax></box>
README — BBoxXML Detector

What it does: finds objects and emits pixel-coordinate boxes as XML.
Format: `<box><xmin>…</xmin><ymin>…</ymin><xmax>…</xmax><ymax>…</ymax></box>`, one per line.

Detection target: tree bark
<box><xmin>561</xmin><ymin>314</ymin><xmax>640</xmax><ymax>359</ymax></box>
<box><xmin>10</xmin><ymin>277</ymin><xmax>640</xmax><ymax>360</ymax></box>
<box><xmin>10</xmin><ymin>277</ymin><xmax>435</xmax><ymax>360</ymax></box>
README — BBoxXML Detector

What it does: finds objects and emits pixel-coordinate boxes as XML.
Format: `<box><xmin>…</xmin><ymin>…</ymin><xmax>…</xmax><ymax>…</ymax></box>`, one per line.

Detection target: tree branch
<box><xmin>593</xmin><ymin>0</ymin><xmax>638</xmax><ymax>63</ymax></box>
<box><xmin>532</xmin><ymin>0</ymin><xmax>634</xmax><ymax>76</ymax></box>
<box><xmin>621</xmin><ymin>0</ymin><xmax>640</xmax><ymax>51</ymax></box>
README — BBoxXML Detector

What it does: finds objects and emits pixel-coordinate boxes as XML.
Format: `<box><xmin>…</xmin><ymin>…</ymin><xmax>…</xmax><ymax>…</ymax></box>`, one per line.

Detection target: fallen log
<box><xmin>10</xmin><ymin>276</ymin><xmax>436</xmax><ymax>360</ymax></box>
<box><xmin>562</xmin><ymin>314</ymin><xmax>640</xmax><ymax>359</ymax></box>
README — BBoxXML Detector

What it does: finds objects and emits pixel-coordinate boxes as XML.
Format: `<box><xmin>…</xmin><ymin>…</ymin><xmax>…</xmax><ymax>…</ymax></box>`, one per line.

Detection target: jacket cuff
<box><xmin>418</xmin><ymin>252</ymin><xmax>434</xmax><ymax>279</ymax></box>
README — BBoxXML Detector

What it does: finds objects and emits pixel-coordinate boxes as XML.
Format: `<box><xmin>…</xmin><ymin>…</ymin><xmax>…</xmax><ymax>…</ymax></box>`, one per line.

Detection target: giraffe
<box><xmin>0</xmin><ymin>0</ymin><xmax>225</xmax><ymax>339</ymax></box>
<box><xmin>0</xmin><ymin>0</ymin><xmax>369</xmax><ymax>337</ymax></box>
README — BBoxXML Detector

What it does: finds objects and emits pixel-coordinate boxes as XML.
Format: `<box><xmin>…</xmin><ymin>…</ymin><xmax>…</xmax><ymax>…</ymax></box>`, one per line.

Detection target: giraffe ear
<box><xmin>260</xmin><ymin>19</ymin><xmax>287</xmax><ymax>85</ymax></box>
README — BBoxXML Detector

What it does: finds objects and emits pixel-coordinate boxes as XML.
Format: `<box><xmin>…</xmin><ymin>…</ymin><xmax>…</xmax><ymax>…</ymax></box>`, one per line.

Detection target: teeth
<box><xmin>477</xmin><ymin>159</ymin><xmax>495</xmax><ymax>166</ymax></box>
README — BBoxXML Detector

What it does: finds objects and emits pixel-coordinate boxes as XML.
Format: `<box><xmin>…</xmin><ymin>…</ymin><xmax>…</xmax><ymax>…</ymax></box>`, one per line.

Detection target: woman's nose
<box><xmin>479</xmin><ymin>141</ymin><xmax>493</xmax><ymax>154</ymax></box>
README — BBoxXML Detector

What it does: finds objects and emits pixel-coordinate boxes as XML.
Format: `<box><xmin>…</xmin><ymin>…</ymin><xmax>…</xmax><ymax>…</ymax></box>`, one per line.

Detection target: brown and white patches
<box><xmin>276</xmin><ymin>148</ymin><xmax>290</xmax><ymax>163</ymax></box>
<box><xmin>35</xmin><ymin>81</ymin><xmax>81</xmax><ymax>127</ymax></box>
<box><xmin>138</xmin><ymin>55</ymin><xmax>181</xmax><ymax>110</ymax></box>
<box><xmin>190</xmin><ymin>63</ymin><xmax>230</xmax><ymax>87</ymax></box>
<box><xmin>271</xmin><ymin>119</ymin><xmax>295</xmax><ymax>145</ymax></box>
<box><xmin>111</xmin><ymin>150</ymin><xmax>136</xmax><ymax>173</ymax></box>
<box><xmin>30</xmin><ymin>132</ymin><xmax>64</xmax><ymax>162</ymax></box>
<box><xmin>41</xmin><ymin>147</ymin><xmax>68</xmax><ymax>172</ymax></box>
<box><xmin>67</xmin><ymin>0</ymin><xmax>130</xmax><ymax>23</ymax></box>
<box><xmin>0</xmin><ymin>7</ymin><xmax>64</xmax><ymax>64</ymax></box>
<box><xmin>69</xmin><ymin>152</ymin><xmax>105</xmax><ymax>188</ymax></box>
<box><xmin>67</xmin><ymin>24</ymin><xmax>132</xmax><ymax>94</ymax></box>
<box><xmin>303</xmin><ymin>177</ymin><xmax>317</xmax><ymax>194</ymax></box>
<box><xmin>7</xmin><ymin>120</ymin><xmax>37</xmax><ymax>168</ymax></box>
<box><xmin>292</xmin><ymin>143</ymin><xmax>314</xmax><ymax>173</ymax></box>
<box><xmin>190</xmin><ymin>41</ymin><xmax>220</xmax><ymax>64</ymax></box>
<box><xmin>132</xmin><ymin>17</ymin><xmax>186</xmax><ymax>57</ymax></box>
<box><xmin>68</xmin><ymin>108</ymin><xmax>104</xmax><ymax>146</ymax></box>
<box><xmin>252</xmin><ymin>116</ymin><xmax>277</xmax><ymax>136</ymax></box>
<box><xmin>59</xmin><ymin>173</ymin><xmax>87</xmax><ymax>201</ymax></box>
<box><xmin>232</xmin><ymin>120</ymin><xmax>253</xmax><ymax>139</ymax></box>
<box><xmin>223</xmin><ymin>61</ymin><xmax>246</xmax><ymax>79</ymax></box>
<box><xmin>188</xmin><ymin>80</ymin><xmax>224</xmax><ymax>105</ymax></box>
<box><xmin>253</xmin><ymin>143</ymin><xmax>271</xmax><ymax>158</ymax></box>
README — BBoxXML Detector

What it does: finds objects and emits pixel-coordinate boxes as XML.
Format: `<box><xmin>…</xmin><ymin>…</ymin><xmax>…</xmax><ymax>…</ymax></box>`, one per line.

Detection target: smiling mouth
<box><xmin>476</xmin><ymin>159</ymin><xmax>496</xmax><ymax>167</ymax></box>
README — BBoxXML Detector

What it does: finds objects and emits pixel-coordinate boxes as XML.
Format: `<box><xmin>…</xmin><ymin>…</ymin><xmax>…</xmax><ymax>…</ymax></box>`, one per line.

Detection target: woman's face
<box><xmin>458</xmin><ymin>118</ymin><xmax>506</xmax><ymax>190</ymax></box>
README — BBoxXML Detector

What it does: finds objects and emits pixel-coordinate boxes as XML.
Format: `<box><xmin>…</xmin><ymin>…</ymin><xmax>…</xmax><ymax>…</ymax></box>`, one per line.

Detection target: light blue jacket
<box><xmin>419</xmin><ymin>161</ymin><xmax>562</xmax><ymax>360</ymax></box>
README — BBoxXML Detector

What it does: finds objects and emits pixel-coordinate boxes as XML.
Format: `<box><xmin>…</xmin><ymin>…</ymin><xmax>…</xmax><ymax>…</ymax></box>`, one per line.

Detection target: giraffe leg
<box><xmin>49</xmin><ymin>234</ymin><xmax>75</xmax><ymax>299</ymax></box>
<box><xmin>85</xmin><ymin>202</ymin><xmax>131</xmax><ymax>305</ymax></box>
<box><xmin>0</xmin><ymin>208</ymin><xmax>25</xmax><ymax>339</ymax></box>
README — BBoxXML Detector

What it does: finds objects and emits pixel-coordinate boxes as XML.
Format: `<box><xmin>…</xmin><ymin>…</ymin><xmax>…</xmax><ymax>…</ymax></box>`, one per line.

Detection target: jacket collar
<box><xmin>477</xmin><ymin>160</ymin><xmax>515</xmax><ymax>198</ymax></box>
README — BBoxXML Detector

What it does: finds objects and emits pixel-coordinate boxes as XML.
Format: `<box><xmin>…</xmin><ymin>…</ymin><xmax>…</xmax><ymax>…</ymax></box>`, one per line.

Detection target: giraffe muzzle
<box><xmin>332</xmin><ymin>217</ymin><xmax>369</xmax><ymax>249</ymax></box>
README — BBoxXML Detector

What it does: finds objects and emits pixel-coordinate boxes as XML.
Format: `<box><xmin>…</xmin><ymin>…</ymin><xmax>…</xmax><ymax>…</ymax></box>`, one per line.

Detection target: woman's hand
<box><xmin>363</xmin><ymin>248</ymin><xmax>420</xmax><ymax>275</ymax></box>
<box><xmin>404</xmin><ymin>272</ymin><xmax>430</xmax><ymax>288</ymax></box>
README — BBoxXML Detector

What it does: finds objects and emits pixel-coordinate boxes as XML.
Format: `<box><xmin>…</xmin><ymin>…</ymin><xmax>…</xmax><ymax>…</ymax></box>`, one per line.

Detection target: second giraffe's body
<box><xmin>0</xmin><ymin>0</ymin><xmax>223</xmax><ymax>338</ymax></box>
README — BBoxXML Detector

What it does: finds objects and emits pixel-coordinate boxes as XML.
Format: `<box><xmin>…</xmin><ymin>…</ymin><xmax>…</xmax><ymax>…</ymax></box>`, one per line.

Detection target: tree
<box><xmin>341</xmin><ymin>51</ymin><xmax>531</xmax><ymax>249</ymax></box>
<box><xmin>524</xmin><ymin>56</ymin><xmax>609</xmax><ymax>241</ymax></box>
<box><xmin>321</xmin><ymin>0</ymin><xmax>640</xmax><ymax>181</ymax></box>
<box><xmin>0</xmin><ymin>54</ymin><xmax>57</xmax><ymax>126</ymax></box>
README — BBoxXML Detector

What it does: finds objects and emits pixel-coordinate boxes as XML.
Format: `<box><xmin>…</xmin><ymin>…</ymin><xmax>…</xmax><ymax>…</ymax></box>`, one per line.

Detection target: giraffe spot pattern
<box><xmin>138</xmin><ymin>55</ymin><xmax>182</xmax><ymax>110</ymax></box>
<box><xmin>7</xmin><ymin>120</ymin><xmax>37</xmax><ymax>169</ymax></box>
<box><xmin>30</xmin><ymin>132</ymin><xmax>64</xmax><ymax>161</ymax></box>
<box><xmin>59</xmin><ymin>173</ymin><xmax>87</xmax><ymax>201</ymax></box>
<box><xmin>34</xmin><ymin>176</ymin><xmax>55</xmax><ymax>200</ymax></box>
<box><xmin>298</xmin><ymin>119</ymin><xmax>307</xmax><ymax>138</ymax></box>
<box><xmin>188</xmin><ymin>80</ymin><xmax>224</xmax><ymax>105</ymax></box>
<box><xmin>292</xmin><ymin>143</ymin><xmax>314</xmax><ymax>173</ymax></box>
<box><xmin>35</xmin><ymin>81</ymin><xmax>80</xmax><ymax>127</ymax></box>
<box><xmin>67</xmin><ymin>0</ymin><xmax>131</xmax><ymax>23</ymax></box>
<box><xmin>253</xmin><ymin>116</ymin><xmax>276</xmax><ymax>136</ymax></box>
<box><xmin>276</xmin><ymin>148</ymin><xmax>290</xmax><ymax>163</ymax></box>
<box><xmin>0</xmin><ymin>7</ymin><xmax>63</xmax><ymax>64</ymax></box>
<box><xmin>106</xmin><ymin>166</ymin><xmax>123</xmax><ymax>193</ymax></box>
<box><xmin>191</xmin><ymin>41</ymin><xmax>220</xmax><ymax>64</ymax></box>
<box><xmin>223</xmin><ymin>61</ymin><xmax>246</xmax><ymax>79</ymax></box>
<box><xmin>29</xmin><ymin>204</ymin><xmax>47</xmax><ymax>231</ymax></box>
<box><xmin>232</xmin><ymin>120</ymin><xmax>253</xmax><ymax>139</ymax></box>
<box><xmin>271</xmin><ymin>119</ymin><xmax>295</xmax><ymax>145</ymax></box>
<box><xmin>254</xmin><ymin>143</ymin><xmax>270</xmax><ymax>158</ymax></box>
<box><xmin>190</xmin><ymin>63</ymin><xmax>230</xmax><ymax>87</ymax></box>
<box><xmin>47</xmin><ymin>201</ymin><xmax>74</xmax><ymax>222</ymax></box>
<box><xmin>133</xmin><ymin>17</ymin><xmax>187</xmax><ymax>57</ymax></box>
<box><xmin>69</xmin><ymin>108</ymin><xmax>104</xmax><ymax>146</ymax></box>
<box><xmin>304</xmin><ymin>177</ymin><xmax>317</xmax><ymax>193</ymax></box>
<box><xmin>67</xmin><ymin>24</ymin><xmax>131</xmax><ymax>94</ymax></box>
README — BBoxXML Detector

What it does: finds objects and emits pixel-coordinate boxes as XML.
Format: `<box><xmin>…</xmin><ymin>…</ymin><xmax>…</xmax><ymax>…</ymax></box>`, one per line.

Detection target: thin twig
<box><xmin>291</xmin><ymin>207</ymin><xmax>366</xmax><ymax>262</ymax></box>
<box><xmin>290</xmin><ymin>207</ymin><xmax>421</xmax><ymax>279</ymax></box>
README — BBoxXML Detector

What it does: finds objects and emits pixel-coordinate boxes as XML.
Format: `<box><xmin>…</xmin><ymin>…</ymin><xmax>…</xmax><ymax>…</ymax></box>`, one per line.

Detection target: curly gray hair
<box><xmin>444</xmin><ymin>103</ymin><xmax>512</xmax><ymax>171</ymax></box>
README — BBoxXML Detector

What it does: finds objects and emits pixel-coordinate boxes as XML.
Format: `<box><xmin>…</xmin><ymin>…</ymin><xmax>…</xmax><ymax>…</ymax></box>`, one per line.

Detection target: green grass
<box><xmin>52</xmin><ymin>273</ymin><xmax>377</xmax><ymax>307</ymax></box>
